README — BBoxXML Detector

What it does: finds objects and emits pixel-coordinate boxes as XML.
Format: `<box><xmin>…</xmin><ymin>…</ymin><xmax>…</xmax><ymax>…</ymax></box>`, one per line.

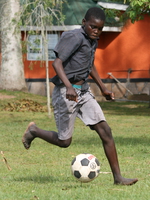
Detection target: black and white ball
<box><xmin>71</xmin><ymin>153</ymin><xmax>100</xmax><ymax>183</ymax></box>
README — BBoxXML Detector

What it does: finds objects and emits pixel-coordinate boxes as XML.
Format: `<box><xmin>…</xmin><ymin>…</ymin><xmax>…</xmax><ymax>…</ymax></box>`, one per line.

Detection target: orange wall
<box><xmin>95</xmin><ymin>14</ymin><xmax>150</xmax><ymax>79</ymax></box>
<box><xmin>24</xmin><ymin>55</ymin><xmax>55</xmax><ymax>79</ymax></box>
<box><xmin>24</xmin><ymin>14</ymin><xmax>150</xmax><ymax>80</ymax></box>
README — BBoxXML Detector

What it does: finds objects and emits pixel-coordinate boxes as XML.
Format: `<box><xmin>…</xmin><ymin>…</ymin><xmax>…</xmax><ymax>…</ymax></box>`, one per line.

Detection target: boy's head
<box><xmin>82</xmin><ymin>7</ymin><xmax>105</xmax><ymax>40</ymax></box>
<box><xmin>84</xmin><ymin>7</ymin><xmax>106</xmax><ymax>22</ymax></box>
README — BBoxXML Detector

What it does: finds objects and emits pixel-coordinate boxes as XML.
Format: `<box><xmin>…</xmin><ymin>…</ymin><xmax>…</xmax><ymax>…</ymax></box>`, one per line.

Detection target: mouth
<box><xmin>90</xmin><ymin>35</ymin><xmax>99</xmax><ymax>39</ymax></box>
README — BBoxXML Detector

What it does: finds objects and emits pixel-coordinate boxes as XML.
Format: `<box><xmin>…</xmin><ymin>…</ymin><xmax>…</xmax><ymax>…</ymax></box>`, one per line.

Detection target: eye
<box><xmin>98</xmin><ymin>27</ymin><xmax>103</xmax><ymax>31</ymax></box>
<box><xmin>90</xmin><ymin>25</ymin><xmax>96</xmax><ymax>29</ymax></box>
<box><xmin>90</xmin><ymin>25</ymin><xmax>103</xmax><ymax>31</ymax></box>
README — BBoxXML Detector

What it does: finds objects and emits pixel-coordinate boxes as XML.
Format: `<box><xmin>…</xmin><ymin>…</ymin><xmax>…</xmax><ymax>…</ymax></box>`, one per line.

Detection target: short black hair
<box><xmin>84</xmin><ymin>7</ymin><xmax>105</xmax><ymax>21</ymax></box>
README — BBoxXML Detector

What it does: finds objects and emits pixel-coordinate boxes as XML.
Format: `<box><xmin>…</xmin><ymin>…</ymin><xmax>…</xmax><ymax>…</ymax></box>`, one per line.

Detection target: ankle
<box><xmin>29</xmin><ymin>124</ymin><xmax>37</xmax><ymax>137</ymax></box>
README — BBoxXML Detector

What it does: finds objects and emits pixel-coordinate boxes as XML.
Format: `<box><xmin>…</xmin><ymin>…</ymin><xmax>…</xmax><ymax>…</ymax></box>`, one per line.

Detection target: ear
<box><xmin>82</xmin><ymin>18</ymin><xmax>86</xmax><ymax>26</ymax></box>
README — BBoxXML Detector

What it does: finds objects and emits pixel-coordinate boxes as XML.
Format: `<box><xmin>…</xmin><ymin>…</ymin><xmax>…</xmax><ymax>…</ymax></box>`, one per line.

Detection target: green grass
<box><xmin>0</xmin><ymin>90</ymin><xmax>150</xmax><ymax>200</ymax></box>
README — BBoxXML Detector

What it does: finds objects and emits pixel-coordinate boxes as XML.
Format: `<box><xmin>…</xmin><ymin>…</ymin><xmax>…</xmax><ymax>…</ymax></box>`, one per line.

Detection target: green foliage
<box><xmin>99</xmin><ymin>0</ymin><xmax>150</xmax><ymax>24</ymax></box>
<box><xmin>18</xmin><ymin>0</ymin><xmax>150</xmax><ymax>28</ymax></box>
<box><xmin>104</xmin><ymin>0</ymin><xmax>150</xmax><ymax>23</ymax></box>
<box><xmin>20</xmin><ymin>0</ymin><xmax>65</xmax><ymax>27</ymax></box>
<box><xmin>100</xmin><ymin>0</ymin><xmax>127</xmax><ymax>3</ymax></box>
<box><xmin>124</xmin><ymin>0</ymin><xmax>150</xmax><ymax>23</ymax></box>
<box><xmin>0</xmin><ymin>91</ymin><xmax>150</xmax><ymax>199</ymax></box>
<box><xmin>103</xmin><ymin>9</ymin><xmax>121</xmax><ymax>26</ymax></box>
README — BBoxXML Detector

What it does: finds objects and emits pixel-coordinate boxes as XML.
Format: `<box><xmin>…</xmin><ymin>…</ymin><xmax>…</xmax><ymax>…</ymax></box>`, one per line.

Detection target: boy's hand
<box><xmin>66</xmin><ymin>87</ymin><xmax>78</xmax><ymax>102</ymax></box>
<box><xmin>102</xmin><ymin>89</ymin><xmax>115</xmax><ymax>101</ymax></box>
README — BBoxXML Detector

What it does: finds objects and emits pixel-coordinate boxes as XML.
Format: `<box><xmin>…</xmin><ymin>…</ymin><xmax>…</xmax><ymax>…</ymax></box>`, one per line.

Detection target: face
<box><xmin>82</xmin><ymin>17</ymin><xmax>104</xmax><ymax>40</ymax></box>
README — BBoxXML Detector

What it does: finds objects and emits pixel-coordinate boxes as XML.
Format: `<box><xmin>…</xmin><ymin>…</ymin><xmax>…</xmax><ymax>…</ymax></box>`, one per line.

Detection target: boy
<box><xmin>22</xmin><ymin>7</ymin><xmax>138</xmax><ymax>185</ymax></box>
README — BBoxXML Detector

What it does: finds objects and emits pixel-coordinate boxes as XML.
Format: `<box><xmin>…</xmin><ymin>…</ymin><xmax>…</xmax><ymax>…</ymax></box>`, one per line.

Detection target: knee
<box><xmin>100</xmin><ymin>126</ymin><xmax>112</xmax><ymax>139</ymax></box>
<box><xmin>58</xmin><ymin>138</ymin><xmax>72</xmax><ymax>148</ymax></box>
<box><xmin>96</xmin><ymin>124</ymin><xmax>113</xmax><ymax>141</ymax></box>
<box><xmin>105</xmin><ymin>126</ymin><xmax>112</xmax><ymax>137</ymax></box>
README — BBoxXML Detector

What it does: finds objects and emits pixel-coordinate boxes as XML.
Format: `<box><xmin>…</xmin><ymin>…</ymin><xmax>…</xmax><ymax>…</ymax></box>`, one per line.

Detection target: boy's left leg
<box><xmin>90</xmin><ymin>121</ymin><xmax>138</xmax><ymax>185</ymax></box>
<box><xmin>22</xmin><ymin>122</ymin><xmax>72</xmax><ymax>149</ymax></box>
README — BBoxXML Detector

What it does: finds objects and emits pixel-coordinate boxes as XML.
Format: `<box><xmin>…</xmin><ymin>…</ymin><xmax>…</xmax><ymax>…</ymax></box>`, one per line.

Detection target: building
<box><xmin>23</xmin><ymin>0</ymin><xmax>150</xmax><ymax>101</ymax></box>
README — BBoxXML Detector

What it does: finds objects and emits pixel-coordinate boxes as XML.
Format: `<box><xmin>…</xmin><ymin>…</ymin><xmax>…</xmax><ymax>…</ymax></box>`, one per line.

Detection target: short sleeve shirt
<box><xmin>51</xmin><ymin>27</ymin><xmax>98</xmax><ymax>85</ymax></box>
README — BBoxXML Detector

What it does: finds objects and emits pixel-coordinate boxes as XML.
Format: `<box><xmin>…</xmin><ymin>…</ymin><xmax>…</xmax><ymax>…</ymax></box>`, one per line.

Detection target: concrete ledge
<box><xmin>25</xmin><ymin>80</ymin><xmax>150</xmax><ymax>102</ymax></box>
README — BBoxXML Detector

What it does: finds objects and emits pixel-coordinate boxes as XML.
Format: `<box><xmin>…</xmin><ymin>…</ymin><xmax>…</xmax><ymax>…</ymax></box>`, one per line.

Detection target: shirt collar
<box><xmin>80</xmin><ymin>27</ymin><xmax>99</xmax><ymax>44</ymax></box>
<box><xmin>80</xmin><ymin>26</ymin><xmax>88</xmax><ymax>38</ymax></box>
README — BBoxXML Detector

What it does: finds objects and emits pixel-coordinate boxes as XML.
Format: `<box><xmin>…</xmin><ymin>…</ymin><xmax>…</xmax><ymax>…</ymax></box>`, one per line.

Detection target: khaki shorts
<box><xmin>52</xmin><ymin>86</ymin><xmax>106</xmax><ymax>140</ymax></box>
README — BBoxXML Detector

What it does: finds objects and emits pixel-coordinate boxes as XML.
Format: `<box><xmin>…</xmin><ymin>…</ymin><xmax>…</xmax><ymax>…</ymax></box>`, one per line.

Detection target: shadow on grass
<box><xmin>13</xmin><ymin>175</ymin><xmax>94</xmax><ymax>189</ymax></box>
<box><xmin>13</xmin><ymin>175</ymin><xmax>60</xmax><ymax>183</ymax></box>
<box><xmin>115</xmin><ymin>136</ymin><xmax>150</xmax><ymax>147</ymax></box>
<box><xmin>73</xmin><ymin>134</ymin><xmax>150</xmax><ymax>148</ymax></box>
<box><xmin>13</xmin><ymin>175</ymin><xmax>86</xmax><ymax>188</ymax></box>
<box><xmin>100</xmin><ymin>101</ymin><xmax>150</xmax><ymax>116</ymax></box>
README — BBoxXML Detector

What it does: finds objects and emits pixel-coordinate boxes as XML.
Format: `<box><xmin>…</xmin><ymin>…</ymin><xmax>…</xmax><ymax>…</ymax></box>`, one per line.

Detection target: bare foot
<box><xmin>22</xmin><ymin>122</ymin><xmax>36</xmax><ymax>149</ymax></box>
<box><xmin>114</xmin><ymin>177</ymin><xmax>138</xmax><ymax>185</ymax></box>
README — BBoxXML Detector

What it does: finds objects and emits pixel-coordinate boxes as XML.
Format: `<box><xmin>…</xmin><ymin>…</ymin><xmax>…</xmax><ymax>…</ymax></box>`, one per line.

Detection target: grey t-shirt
<box><xmin>51</xmin><ymin>27</ymin><xmax>98</xmax><ymax>86</ymax></box>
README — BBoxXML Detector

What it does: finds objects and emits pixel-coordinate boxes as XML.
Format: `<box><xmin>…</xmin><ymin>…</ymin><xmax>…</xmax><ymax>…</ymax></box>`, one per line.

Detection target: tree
<box><xmin>124</xmin><ymin>0</ymin><xmax>150</xmax><ymax>23</ymax></box>
<box><xmin>19</xmin><ymin>0</ymin><xmax>65</xmax><ymax>117</ymax></box>
<box><xmin>0</xmin><ymin>0</ymin><xmax>27</xmax><ymax>91</ymax></box>
<box><xmin>103</xmin><ymin>0</ymin><xmax>150</xmax><ymax>24</ymax></box>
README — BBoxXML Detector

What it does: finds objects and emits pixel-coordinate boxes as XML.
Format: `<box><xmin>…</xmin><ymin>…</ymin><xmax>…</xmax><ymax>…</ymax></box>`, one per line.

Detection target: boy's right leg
<box><xmin>22</xmin><ymin>122</ymin><xmax>72</xmax><ymax>150</ymax></box>
<box><xmin>91</xmin><ymin>121</ymin><xmax>138</xmax><ymax>185</ymax></box>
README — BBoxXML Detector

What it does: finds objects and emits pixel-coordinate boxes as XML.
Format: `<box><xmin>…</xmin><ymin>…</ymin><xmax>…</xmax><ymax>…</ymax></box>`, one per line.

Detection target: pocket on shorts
<box><xmin>52</xmin><ymin>86</ymin><xmax>75</xmax><ymax>113</ymax></box>
<box><xmin>52</xmin><ymin>86</ymin><xmax>63</xmax><ymax>107</ymax></box>
<box><xmin>88</xmin><ymin>89</ymin><xmax>95</xmax><ymax>99</ymax></box>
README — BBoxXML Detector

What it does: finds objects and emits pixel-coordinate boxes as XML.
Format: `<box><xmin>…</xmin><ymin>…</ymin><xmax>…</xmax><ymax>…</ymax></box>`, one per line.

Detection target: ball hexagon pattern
<box><xmin>71</xmin><ymin>153</ymin><xmax>100</xmax><ymax>183</ymax></box>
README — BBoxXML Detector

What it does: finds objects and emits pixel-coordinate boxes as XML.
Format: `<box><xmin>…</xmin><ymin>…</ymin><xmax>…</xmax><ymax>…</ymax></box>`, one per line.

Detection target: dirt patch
<box><xmin>121</xmin><ymin>104</ymin><xmax>139</xmax><ymax>108</ymax></box>
<box><xmin>0</xmin><ymin>93</ymin><xmax>16</xmax><ymax>100</ymax></box>
<box><xmin>128</xmin><ymin>94</ymin><xmax>150</xmax><ymax>101</ymax></box>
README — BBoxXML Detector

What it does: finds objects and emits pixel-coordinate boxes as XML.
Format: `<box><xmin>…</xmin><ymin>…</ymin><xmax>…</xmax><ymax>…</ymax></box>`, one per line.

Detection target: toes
<box><xmin>114</xmin><ymin>178</ymin><xmax>138</xmax><ymax>186</ymax></box>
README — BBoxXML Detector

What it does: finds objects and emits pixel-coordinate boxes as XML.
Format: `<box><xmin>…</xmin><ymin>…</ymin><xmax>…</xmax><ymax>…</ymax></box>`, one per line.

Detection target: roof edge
<box><xmin>98</xmin><ymin>2</ymin><xmax>129</xmax><ymax>10</ymax></box>
<box><xmin>21</xmin><ymin>25</ymin><xmax>122</xmax><ymax>32</ymax></box>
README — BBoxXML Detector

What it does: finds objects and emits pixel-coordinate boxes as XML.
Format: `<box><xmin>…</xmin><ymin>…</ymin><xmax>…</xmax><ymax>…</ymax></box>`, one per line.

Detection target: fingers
<box><xmin>111</xmin><ymin>92</ymin><xmax>115</xmax><ymax>101</ymax></box>
<box><xmin>105</xmin><ymin>95</ymin><xmax>112</xmax><ymax>100</ymax></box>
<box><xmin>104</xmin><ymin>92</ymin><xmax>115</xmax><ymax>101</ymax></box>
<box><xmin>75</xmin><ymin>97</ymin><xmax>78</xmax><ymax>102</ymax></box>
<box><xmin>66</xmin><ymin>94</ymin><xmax>78</xmax><ymax>102</ymax></box>
<box><xmin>66</xmin><ymin>87</ymin><xmax>78</xmax><ymax>102</ymax></box>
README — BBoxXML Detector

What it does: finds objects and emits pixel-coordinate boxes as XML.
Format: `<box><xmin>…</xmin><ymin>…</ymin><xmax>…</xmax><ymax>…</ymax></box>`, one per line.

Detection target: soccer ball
<box><xmin>71</xmin><ymin>153</ymin><xmax>100</xmax><ymax>183</ymax></box>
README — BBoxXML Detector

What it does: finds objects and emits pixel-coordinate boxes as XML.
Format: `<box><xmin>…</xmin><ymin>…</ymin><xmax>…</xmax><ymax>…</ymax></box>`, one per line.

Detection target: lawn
<box><xmin>0</xmin><ymin>90</ymin><xmax>150</xmax><ymax>200</ymax></box>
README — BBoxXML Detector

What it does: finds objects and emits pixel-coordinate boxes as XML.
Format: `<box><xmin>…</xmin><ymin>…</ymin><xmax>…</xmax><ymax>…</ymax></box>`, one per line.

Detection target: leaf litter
<box><xmin>1</xmin><ymin>99</ymin><xmax>47</xmax><ymax>112</ymax></box>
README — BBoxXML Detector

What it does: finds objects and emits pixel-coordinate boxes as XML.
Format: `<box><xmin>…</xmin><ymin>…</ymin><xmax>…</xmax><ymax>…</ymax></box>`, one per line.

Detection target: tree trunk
<box><xmin>44</xmin><ymin>29</ymin><xmax>51</xmax><ymax>118</ymax></box>
<box><xmin>0</xmin><ymin>0</ymin><xmax>27</xmax><ymax>91</ymax></box>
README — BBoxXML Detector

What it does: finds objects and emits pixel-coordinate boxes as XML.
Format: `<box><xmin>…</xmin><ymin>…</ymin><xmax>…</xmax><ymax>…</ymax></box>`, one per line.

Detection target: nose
<box><xmin>93</xmin><ymin>28</ymin><xmax>98</xmax><ymax>33</ymax></box>
<box><xmin>93</xmin><ymin>28</ymin><xmax>101</xmax><ymax>35</ymax></box>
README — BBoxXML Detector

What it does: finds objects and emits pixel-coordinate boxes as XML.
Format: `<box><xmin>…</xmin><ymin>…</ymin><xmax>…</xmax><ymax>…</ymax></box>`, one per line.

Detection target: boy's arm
<box><xmin>52</xmin><ymin>58</ymin><xmax>78</xmax><ymax>102</ymax></box>
<box><xmin>90</xmin><ymin>64</ymin><xmax>114</xmax><ymax>100</ymax></box>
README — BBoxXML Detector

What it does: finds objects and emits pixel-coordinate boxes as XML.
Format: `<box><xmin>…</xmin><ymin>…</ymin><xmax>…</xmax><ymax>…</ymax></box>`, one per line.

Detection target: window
<box><xmin>27</xmin><ymin>33</ymin><xmax>59</xmax><ymax>61</ymax></box>
<box><xmin>47</xmin><ymin>34</ymin><xmax>58</xmax><ymax>60</ymax></box>
<box><xmin>27</xmin><ymin>35</ymin><xmax>42</xmax><ymax>60</ymax></box>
